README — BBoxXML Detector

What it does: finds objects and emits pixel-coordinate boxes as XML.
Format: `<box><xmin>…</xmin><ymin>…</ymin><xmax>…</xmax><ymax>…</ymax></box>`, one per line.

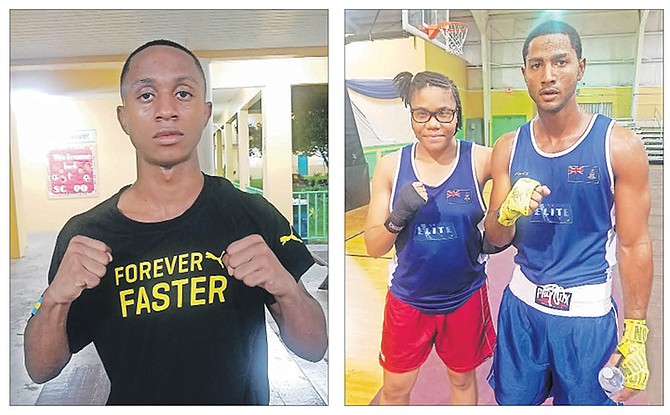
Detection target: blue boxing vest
<box><xmin>510</xmin><ymin>114</ymin><xmax>617</xmax><ymax>288</ymax></box>
<box><xmin>389</xmin><ymin>140</ymin><xmax>487</xmax><ymax>313</ymax></box>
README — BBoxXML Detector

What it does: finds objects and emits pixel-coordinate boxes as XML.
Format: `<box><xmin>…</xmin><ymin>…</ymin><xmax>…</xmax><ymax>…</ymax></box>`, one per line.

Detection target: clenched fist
<box><xmin>222</xmin><ymin>234</ymin><xmax>298</xmax><ymax>298</ymax></box>
<box><xmin>46</xmin><ymin>235</ymin><xmax>113</xmax><ymax>304</ymax></box>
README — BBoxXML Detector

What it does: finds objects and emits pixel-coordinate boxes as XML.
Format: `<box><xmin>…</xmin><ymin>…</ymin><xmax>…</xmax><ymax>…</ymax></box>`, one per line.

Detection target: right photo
<box><xmin>344</xmin><ymin>9</ymin><xmax>663</xmax><ymax>406</ymax></box>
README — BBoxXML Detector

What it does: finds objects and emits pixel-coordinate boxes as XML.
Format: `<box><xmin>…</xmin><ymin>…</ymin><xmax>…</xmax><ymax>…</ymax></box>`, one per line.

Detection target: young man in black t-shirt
<box><xmin>23</xmin><ymin>39</ymin><xmax>327</xmax><ymax>405</ymax></box>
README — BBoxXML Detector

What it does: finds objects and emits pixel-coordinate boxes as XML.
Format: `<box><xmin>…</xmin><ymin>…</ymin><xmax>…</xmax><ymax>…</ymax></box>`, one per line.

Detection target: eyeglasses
<box><xmin>410</xmin><ymin>108</ymin><xmax>458</xmax><ymax>124</ymax></box>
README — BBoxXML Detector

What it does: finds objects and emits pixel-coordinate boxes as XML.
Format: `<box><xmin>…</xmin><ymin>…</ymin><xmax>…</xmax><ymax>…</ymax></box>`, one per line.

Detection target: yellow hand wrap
<box><xmin>616</xmin><ymin>319</ymin><xmax>650</xmax><ymax>390</ymax></box>
<box><xmin>497</xmin><ymin>178</ymin><xmax>541</xmax><ymax>227</ymax></box>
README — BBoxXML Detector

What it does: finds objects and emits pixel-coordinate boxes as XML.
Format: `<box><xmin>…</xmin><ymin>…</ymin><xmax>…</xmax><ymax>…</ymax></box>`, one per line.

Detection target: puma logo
<box><xmin>280</xmin><ymin>225</ymin><xmax>303</xmax><ymax>246</ymax></box>
<box><xmin>205</xmin><ymin>251</ymin><xmax>226</xmax><ymax>268</ymax></box>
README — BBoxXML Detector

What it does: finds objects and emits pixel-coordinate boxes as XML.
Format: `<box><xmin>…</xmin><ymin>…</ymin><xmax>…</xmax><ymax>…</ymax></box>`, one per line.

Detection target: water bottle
<box><xmin>598</xmin><ymin>365</ymin><xmax>625</xmax><ymax>398</ymax></box>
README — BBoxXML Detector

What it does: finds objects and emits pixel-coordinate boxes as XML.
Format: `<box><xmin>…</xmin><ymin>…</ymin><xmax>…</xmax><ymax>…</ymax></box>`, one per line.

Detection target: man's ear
<box><xmin>521</xmin><ymin>65</ymin><xmax>528</xmax><ymax>85</ymax></box>
<box><xmin>577</xmin><ymin>57</ymin><xmax>586</xmax><ymax>81</ymax></box>
<box><xmin>203</xmin><ymin>101</ymin><xmax>213</xmax><ymax>128</ymax></box>
<box><xmin>117</xmin><ymin>105</ymin><xmax>130</xmax><ymax>135</ymax></box>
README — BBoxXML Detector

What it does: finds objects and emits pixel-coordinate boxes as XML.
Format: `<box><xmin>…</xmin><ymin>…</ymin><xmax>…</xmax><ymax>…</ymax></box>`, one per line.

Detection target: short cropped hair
<box><xmin>522</xmin><ymin>20</ymin><xmax>583</xmax><ymax>63</ymax></box>
<box><xmin>119</xmin><ymin>39</ymin><xmax>207</xmax><ymax>98</ymax></box>
<box><xmin>393</xmin><ymin>71</ymin><xmax>463</xmax><ymax>133</ymax></box>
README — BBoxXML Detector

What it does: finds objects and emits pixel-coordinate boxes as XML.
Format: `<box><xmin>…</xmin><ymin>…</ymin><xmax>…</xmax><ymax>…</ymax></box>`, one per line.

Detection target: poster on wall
<box><xmin>47</xmin><ymin>131</ymin><xmax>97</xmax><ymax>198</ymax></box>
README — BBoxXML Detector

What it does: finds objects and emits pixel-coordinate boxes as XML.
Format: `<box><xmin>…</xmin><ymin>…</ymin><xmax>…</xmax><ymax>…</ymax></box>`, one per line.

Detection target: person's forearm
<box><xmin>484</xmin><ymin>210</ymin><xmax>516</xmax><ymax>248</ymax></box>
<box><xmin>24</xmin><ymin>290</ymin><xmax>73</xmax><ymax>383</ymax></box>
<box><xmin>273</xmin><ymin>286</ymin><xmax>327</xmax><ymax>362</ymax></box>
<box><xmin>617</xmin><ymin>237</ymin><xmax>653</xmax><ymax>320</ymax></box>
<box><xmin>364</xmin><ymin>224</ymin><xmax>397</xmax><ymax>258</ymax></box>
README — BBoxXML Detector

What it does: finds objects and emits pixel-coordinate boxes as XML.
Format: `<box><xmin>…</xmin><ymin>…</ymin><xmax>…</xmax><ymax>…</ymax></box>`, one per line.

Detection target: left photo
<box><xmin>10</xmin><ymin>9</ymin><xmax>328</xmax><ymax>406</ymax></box>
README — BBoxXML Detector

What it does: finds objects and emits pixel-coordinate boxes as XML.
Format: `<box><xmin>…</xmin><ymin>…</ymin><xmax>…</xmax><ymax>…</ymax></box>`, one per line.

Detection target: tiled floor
<box><xmin>9</xmin><ymin>233</ymin><xmax>328</xmax><ymax>406</ymax></box>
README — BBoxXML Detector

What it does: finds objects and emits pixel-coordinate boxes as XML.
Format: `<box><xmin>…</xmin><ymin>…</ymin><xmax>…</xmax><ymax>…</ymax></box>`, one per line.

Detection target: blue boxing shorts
<box><xmin>489</xmin><ymin>286</ymin><xmax>620</xmax><ymax>405</ymax></box>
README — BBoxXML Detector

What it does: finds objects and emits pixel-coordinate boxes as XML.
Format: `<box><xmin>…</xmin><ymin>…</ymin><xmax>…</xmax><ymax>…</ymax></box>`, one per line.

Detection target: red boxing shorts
<box><xmin>379</xmin><ymin>283</ymin><xmax>496</xmax><ymax>373</ymax></box>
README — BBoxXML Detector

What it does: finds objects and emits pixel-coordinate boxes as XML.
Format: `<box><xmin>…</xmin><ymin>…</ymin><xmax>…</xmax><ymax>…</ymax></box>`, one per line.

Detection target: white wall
<box><xmin>345</xmin><ymin>37</ymin><xmax>426</xmax><ymax>79</ymax></box>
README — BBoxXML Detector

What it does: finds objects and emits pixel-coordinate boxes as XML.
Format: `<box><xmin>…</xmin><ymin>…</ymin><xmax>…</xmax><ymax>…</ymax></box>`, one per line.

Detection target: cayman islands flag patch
<box><xmin>567</xmin><ymin>165</ymin><xmax>600</xmax><ymax>184</ymax></box>
<box><xmin>446</xmin><ymin>188</ymin><xmax>472</xmax><ymax>204</ymax></box>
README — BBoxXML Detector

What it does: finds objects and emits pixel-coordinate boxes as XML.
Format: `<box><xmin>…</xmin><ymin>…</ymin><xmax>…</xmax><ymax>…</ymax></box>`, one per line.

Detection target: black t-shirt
<box><xmin>47</xmin><ymin>174</ymin><xmax>315</xmax><ymax>405</ymax></box>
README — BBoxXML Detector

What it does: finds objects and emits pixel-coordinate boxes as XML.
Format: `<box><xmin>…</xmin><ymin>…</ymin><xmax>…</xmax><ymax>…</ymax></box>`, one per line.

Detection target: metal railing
<box><xmin>244</xmin><ymin>185</ymin><xmax>263</xmax><ymax>195</ymax></box>
<box><xmin>292</xmin><ymin>190</ymin><xmax>328</xmax><ymax>243</ymax></box>
<box><xmin>232</xmin><ymin>182</ymin><xmax>328</xmax><ymax>243</ymax></box>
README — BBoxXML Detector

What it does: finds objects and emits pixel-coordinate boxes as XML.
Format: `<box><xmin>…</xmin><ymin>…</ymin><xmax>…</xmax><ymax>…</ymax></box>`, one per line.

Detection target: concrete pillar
<box><xmin>261</xmin><ymin>83</ymin><xmax>293</xmax><ymax>221</ymax></box>
<box><xmin>472</xmin><ymin>11</ymin><xmax>491</xmax><ymax>147</ymax></box>
<box><xmin>215</xmin><ymin>128</ymin><xmax>223</xmax><ymax>176</ymax></box>
<box><xmin>197</xmin><ymin>58</ymin><xmax>215</xmax><ymax>174</ymax></box>
<box><xmin>631</xmin><ymin>10</ymin><xmax>650</xmax><ymax>120</ymax></box>
<box><xmin>224</xmin><ymin>122</ymin><xmax>236</xmax><ymax>180</ymax></box>
<box><xmin>237</xmin><ymin>109</ymin><xmax>250</xmax><ymax>190</ymax></box>
<box><xmin>10</xmin><ymin>110</ymin><xmax>24</xmax><ymax>258</ymax></box>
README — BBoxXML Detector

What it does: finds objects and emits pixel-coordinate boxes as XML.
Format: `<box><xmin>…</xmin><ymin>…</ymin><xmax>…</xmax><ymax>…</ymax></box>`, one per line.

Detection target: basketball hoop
<box><xmin>428</xmin><ymin>21</ymin><xmax>468</xmax><ymax>55</ymax></box>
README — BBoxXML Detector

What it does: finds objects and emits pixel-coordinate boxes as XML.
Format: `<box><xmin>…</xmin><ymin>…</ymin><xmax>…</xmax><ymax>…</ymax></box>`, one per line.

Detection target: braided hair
<box><xmin>393</xmin><ymin>71</ymin><xmax>463</xmax><ymax>133</ymax></box>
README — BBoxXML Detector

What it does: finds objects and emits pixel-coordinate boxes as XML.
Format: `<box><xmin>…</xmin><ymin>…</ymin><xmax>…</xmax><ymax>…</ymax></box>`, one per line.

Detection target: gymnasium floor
<box><xmin>345</xmin><ymin>165</ymin><xmax>663</xmax><ymax>406</ymax></box>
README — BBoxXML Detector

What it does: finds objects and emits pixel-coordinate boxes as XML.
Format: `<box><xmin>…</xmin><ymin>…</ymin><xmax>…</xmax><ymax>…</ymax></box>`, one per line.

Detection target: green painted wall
<box><xmin>363</xmin><ymin>144</ymin><xmax>405</xmax><ymax>179</ymax></box>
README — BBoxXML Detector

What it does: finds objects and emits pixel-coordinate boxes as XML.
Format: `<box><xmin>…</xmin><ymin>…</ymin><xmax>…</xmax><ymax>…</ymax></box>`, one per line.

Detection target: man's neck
<box><xmin>534</xmin><ymin>105</ymin><xmax>592</xmax><ymax>153</ymax></box>
<box><xmin>119</xmin><ymin>161</ymin><xmax>205</xmax><ymax>222</ymax></box>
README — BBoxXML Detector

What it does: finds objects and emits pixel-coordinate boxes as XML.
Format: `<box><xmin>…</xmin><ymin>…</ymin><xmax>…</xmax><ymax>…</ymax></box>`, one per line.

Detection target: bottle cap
<box><xmin>601</xmin><ymin>366</ymin><xmax>614</xmax><ymax>378</ymax></box>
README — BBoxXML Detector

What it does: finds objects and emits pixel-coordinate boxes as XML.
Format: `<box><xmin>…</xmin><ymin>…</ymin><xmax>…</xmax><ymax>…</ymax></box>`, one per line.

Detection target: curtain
<box><xmin>345</xmin><ymin>79</ymin><xmax>398</xmax><ymax>100</ymax></box>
